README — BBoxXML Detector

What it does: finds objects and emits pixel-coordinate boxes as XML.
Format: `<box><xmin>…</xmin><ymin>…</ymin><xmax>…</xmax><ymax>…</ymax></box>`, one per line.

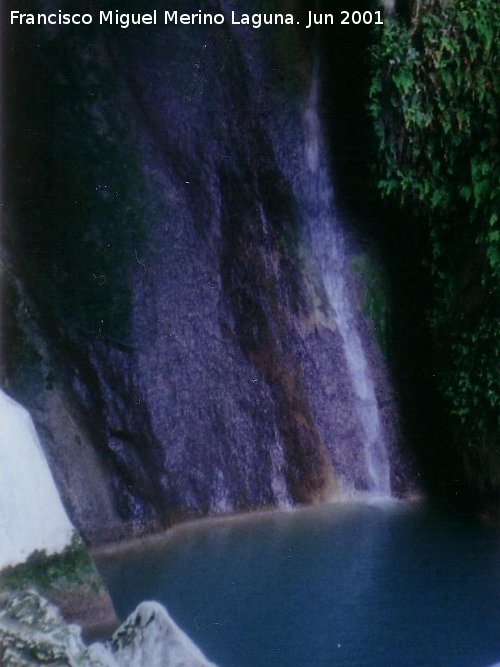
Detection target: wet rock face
<box><xmin>3</xmin><ymin>0</ymin><xmax>413</xmax><ymax>544</ymax></box>
<box><xmin>0</xmin><ymin>590</ymin><xmax>216</xmax><ymax>667</ymax></box>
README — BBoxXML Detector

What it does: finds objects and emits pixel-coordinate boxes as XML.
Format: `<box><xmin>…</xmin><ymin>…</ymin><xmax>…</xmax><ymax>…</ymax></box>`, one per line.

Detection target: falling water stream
<box><xmin>302</xmin><ymin>61</ymin><xmax>391</xmax><ymax>496</ymax></box>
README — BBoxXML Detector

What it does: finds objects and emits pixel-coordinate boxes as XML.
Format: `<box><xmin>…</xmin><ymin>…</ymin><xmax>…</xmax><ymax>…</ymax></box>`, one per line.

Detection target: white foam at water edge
<box><xmin>324</xmin><ymin>488</ymin><xmax>401</xmax><ymax>508</ymax></box>
<box><xmin>0</xmin><ymin>389</ymin><xmax>75</xmax><ymax>569</ymax></box>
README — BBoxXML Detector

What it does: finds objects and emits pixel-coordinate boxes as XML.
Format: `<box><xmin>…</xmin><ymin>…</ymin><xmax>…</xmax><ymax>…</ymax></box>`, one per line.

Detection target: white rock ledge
<box><xmin>91</xmin><ymin>601</ymin><xmax>218</xmax><ymax>667</ymax></box>
<box><xmin>0</xmin><ymin>389</ymin><xmax>75</xmax><ymax>569</ymax></box>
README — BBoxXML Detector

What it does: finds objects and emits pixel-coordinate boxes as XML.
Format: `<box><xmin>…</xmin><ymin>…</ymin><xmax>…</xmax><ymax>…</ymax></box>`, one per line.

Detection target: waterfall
<box><xmin>302</xmin><ymin>61</ymin><xmax>392</xmax><ymax>497</ymax></box>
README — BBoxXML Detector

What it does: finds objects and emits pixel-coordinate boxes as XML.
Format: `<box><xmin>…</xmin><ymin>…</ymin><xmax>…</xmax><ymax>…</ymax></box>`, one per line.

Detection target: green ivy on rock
<box><xmin>369</xmin><ymin>0</ymin><xmax>499</xmax><ymax>492</ymax></box>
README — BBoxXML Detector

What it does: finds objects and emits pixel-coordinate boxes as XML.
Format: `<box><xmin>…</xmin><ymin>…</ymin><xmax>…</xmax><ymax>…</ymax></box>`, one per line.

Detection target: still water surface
<box><xmin>96</xmin><ymin>502</ymin><xmax>500</xmax><ymax>667</ymax></box>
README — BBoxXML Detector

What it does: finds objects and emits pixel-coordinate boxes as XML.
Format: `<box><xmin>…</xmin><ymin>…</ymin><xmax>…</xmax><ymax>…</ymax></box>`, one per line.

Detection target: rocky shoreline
<box><xmin>0</xmin><ymin>537</ymin><xmax>119</xmax><ymax>642</ymax></box>
<box><xmin>0</xmin><ymin>589</ymin><xmax>217</xmax><ymax>667</ymax></box>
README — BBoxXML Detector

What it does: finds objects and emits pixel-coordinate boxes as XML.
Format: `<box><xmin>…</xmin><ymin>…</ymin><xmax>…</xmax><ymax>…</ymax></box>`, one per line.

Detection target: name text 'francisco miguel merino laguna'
<box><xmin>10</xmin><ymin>9</ymin><xmax>385</xmax><ymax>29</ymax></box>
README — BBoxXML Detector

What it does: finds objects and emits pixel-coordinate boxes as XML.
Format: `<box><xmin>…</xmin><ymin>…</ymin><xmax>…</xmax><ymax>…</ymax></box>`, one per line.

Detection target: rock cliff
<box><xmin>2</xmin><ymin>0</ymin><xmax>413</xmax><ymax>546</ymax></box>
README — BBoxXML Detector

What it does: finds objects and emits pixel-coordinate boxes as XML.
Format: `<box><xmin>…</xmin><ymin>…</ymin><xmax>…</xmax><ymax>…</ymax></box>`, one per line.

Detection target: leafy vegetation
<box><xmin>369</xmin><ymin>0</ymin><xmax>499</xmax><ymax>491</ymax></box>
<box><xmin>0</xmin><ymin>535</ymin><xmax>102</xmax><ymax>595</ymax></box>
